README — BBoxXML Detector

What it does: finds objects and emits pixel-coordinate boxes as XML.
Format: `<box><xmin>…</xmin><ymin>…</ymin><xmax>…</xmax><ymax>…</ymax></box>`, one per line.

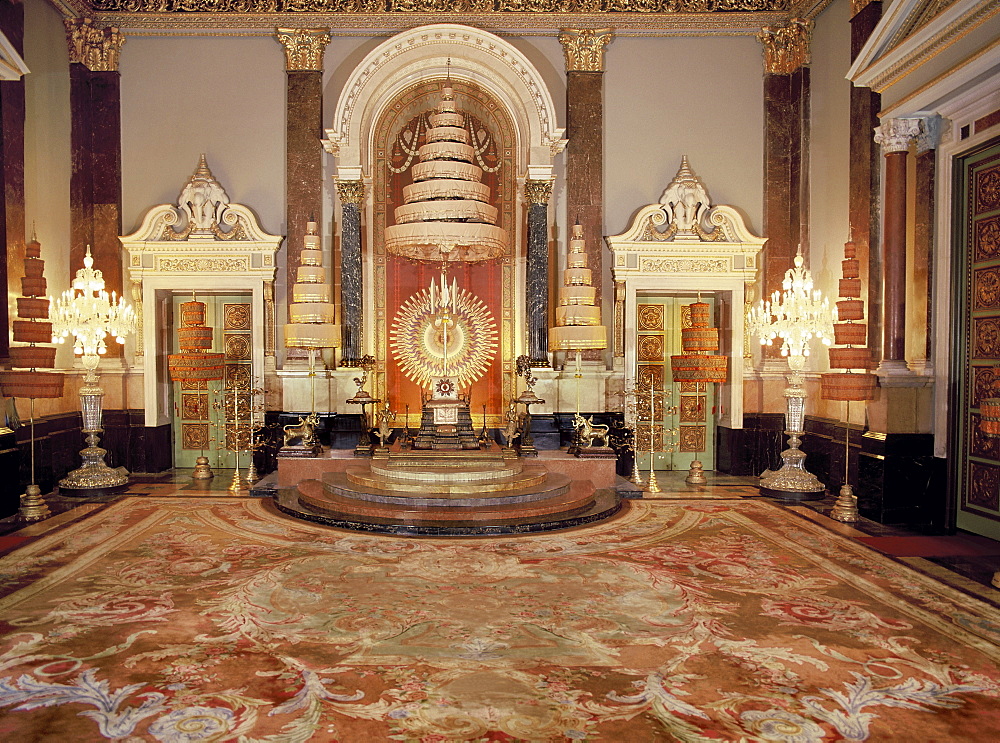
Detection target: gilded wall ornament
<box><xmin>758</xmin><ymin>17</ymin><xmax>811</xmax><ymax>74</ymax></box>
<box><xmin>523</xmin><ymin>179</ymin><xmax>553</xmax><ymax>205</ymax></box>
<box><xmin>336</xmin><ymin>180</ymin><xmax>366</xmax><ymax>205</ymax></box>
<box><xmin>558</xmin><ymin>28</ymin><xmax>613</xmax><ymax>72</ymax></box>
<box><xmin>89</xmin><ymin>0</ymin><xmax>788</xmax><ymax>13</ymax></box>
<box><xmin>64</xmin><ymin>18</ymin><xmax>125</xmax><ymax>72</ymax></box>
<box><xmin>276</xmin><ymin>27</ymin><xmax>331</xmax><ymax>71</ymax></box>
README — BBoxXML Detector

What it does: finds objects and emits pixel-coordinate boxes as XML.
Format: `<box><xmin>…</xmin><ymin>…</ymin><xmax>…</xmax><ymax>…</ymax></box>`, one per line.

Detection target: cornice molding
<box><xmin>53</xmin><ymin>11</ymin><xmax>791</xmax><ymax>35</ymax></box>
<box><xmin>848</xmin><ymin>0</ymin><xmax>999</xmax><ymax>94</ymax></box>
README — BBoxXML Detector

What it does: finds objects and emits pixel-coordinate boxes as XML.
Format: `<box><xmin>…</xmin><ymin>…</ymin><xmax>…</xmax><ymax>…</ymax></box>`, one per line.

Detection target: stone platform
<box><xmin>275</xmin><ymin>444</ymin><xmax>622</xmax><ymax>536</ymax></box>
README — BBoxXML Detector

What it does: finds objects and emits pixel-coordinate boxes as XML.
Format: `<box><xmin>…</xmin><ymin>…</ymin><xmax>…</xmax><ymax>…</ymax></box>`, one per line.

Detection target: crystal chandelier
<box><xmin>747</xmin><ymin>249</ymin><xmax>835</xmax><ymax>498</ymax></box>
<box><xmin>50</xmin><ymin>246</ymin><xmax>137</xmax><ymax>492</ymax></box>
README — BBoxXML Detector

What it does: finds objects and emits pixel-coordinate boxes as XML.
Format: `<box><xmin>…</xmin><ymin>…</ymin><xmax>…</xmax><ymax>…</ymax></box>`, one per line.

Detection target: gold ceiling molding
<box><xmin>87</xmin><ymin>0</ymin><xmax>789</xmax><ymax>11</ymax></box>
<box><xmin>74</xmin><ymin>13</ymin><xmax>791</xmax><ymax>34</ymax></box>
<box><xmin>65</xmin><ymin>17</ymin><xmax>125</xmax><ymax>71</ymax></box>
<box><xmin>757</xmin><ymin>16</ymin><xmax>811</xmax><ymax>73</ymax></box>
<box><xmin>276</xmin><ymin>27</ymin><xmax>331</xmax><ymax>70</ymax></box>
<box><xmin>558</xmin><ymin>27</ymin><xmax>613</xmax><ymax>71</ymax></box>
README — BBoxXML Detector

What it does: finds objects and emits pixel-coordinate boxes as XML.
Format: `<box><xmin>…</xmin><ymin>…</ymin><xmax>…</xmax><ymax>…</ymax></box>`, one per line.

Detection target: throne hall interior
<box><xmin>2</xmin><ymin>0</ymin><xmax>1000</xmax><ymax>541</ymax></box>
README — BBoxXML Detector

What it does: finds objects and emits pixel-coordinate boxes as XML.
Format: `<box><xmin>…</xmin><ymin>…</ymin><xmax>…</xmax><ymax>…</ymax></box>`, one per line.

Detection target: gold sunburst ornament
<box><xmin>391</xmin><ymin>275</ymin><xmax>497</xmax><ymax>390</ymax></box>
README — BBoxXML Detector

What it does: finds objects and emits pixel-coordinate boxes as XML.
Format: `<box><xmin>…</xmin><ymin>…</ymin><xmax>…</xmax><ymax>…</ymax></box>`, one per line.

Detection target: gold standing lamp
<box><xmin>50</xmin><ymin>246</ymin><xmax>137</xmax><ymax>493</ymax></box>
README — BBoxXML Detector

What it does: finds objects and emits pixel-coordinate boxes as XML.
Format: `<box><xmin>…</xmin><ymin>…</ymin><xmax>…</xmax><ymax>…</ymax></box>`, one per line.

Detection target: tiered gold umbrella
<box><xmin>820</xmin><ymin>237</ymin><xmax>878</xmax><ymax>522</ymax></box>
<box><xmin>0</xmin><ymin>230</ymin><xmax>65</xmax><ymax>520</ymax></box>
<box><xmin>168</xmin><ymin>298</ymin><xmax>224</xmax><ymax>480</ymax></box>
<box><xmin>670</xmin><ymin>300</ymin><xmax>728</xmax><ymax>484</ymax></box>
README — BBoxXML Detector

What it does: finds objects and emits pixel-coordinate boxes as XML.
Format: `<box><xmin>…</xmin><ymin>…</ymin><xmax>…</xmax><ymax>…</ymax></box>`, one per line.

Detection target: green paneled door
<box><xmin>954</xmin><ymin>137</ymin><xmax>1000</xmax><ymax>540</ymax></box>
<box><xmin>170</xmin><ymin>293</ymin><xmax>253</xmax><ymax>469</ymax></box>
<box><xmin>634</xmin><ymin>296</ymin><xmax>717</xmax><ymax>472</ymax></box>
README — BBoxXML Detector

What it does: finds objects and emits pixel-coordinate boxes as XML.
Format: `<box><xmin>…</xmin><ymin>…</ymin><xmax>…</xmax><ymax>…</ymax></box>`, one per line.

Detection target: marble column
<box><xmin>873</xmin><ymin>118</ymin><xmax>921</xmax><ymax>373</ymax></box>
<box><xmin>758</xmin><ymin>19</ymin><xmax>812</xmax><ymax>304</ymax></box>
<box><xmin>65</xmin><ymin>19</ymin><xmax>125</xmax><ymax>315</ymax></box>
<box><xmin>277</xmin><ymin>28</ymin><xmax>330</xmax><ymax>365</ymax></box>
<box><xmin>914</xmin><ymin>116</ymin><xmax>941</xmax><ymax>371</ymax></box>
<box><xmin>525</xmin><ymin>179</ymin><xmax>552</xmax><ymax>365</ymax></box>
<box><xmin>337</xmin><ymin>180</ymin><xmax>365</xmax><ymax>365</ymax></box>
<box><xmin>850</xmin><ymin>0</ymin><xmax>883</xmax><ymax>365</ymax></box>
<box><xmin>559</xmin><ymin>28</ymin><xmax>612</xmax><ymax>361</ymax></box>
<box><xmin>0</xmin><ymin>0</ymin><xmax>25</xmax><ymax>362</ymax></box>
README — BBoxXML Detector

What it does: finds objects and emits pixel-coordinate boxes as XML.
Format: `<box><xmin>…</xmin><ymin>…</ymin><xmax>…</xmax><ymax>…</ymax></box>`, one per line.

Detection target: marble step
<box><xmin>330</xmin><ymin>468</ymin><xmax>565</xmax><ymax>504</ymax></box>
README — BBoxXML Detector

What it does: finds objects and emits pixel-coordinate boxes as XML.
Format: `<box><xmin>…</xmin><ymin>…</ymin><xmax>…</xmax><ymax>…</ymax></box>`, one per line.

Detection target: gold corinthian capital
<box><xmin>758</xmin><ymin>18</ymin><xmax>813</xmax><ymax>75</ymax></box>
<box><xmin>524</xmin><ymin>180</ymin><xmax>553</xmax><ymax>206</ymax></box>
<box><xmin>558</xmin><ymin>28</ymin><xmax>614</xmax><ymax>73</ymax></box>
<box><xmin>65</xmin><ymin>18</ymin><xmax>125</xmax><ymax>72</ymax></box>
<box><xmin>336</xmin><ymin>180</ymin><xmax>366</xmax><ymax>205</ymax></box>
<box><xmin>276</xmin><ymin>28</ymin><xmax>332</xmax><ymax>72</ymax></box>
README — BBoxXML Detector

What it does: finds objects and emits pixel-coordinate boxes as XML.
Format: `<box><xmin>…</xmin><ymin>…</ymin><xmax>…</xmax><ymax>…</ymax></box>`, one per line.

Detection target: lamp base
<box><xmin>829</xmin><ymin>483</ymin><xmax>860</xmax><ymax>522</ymax></box>
<box><xmin>685</xmin><ymin>459</ymin><xmax>707</xmax><ymax>485</ymax></box>
<box><xmin>19</xmin><ymin>484</ymin><xmax>51</xmax><ymax>522</ymax></box>
<box><xmin>59</xmin><ymin>442</ymin><xmax>130</xmax><ymax>494</ymax></box>
<box><xmin>192</xmin><ymin>456</ymin><xmax>214</xmax><ymax>480</ymax></box>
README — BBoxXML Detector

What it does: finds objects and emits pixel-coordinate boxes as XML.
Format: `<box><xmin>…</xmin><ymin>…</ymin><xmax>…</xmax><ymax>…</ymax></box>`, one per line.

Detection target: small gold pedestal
<box><xmin>829</xmin><ymin>483</ymin><xmax>860</xmax><ymax>522</ymax></box>
<box><xmin>193</xmin><ymin>456</ymin><xmax>214</xmax><ymax>480</ymax></box>
<box><xmin>646</xmin><ymin>469</ymin><xmax>662</xmax><ymax>494</ymax></box>
<box><xmin>19</xmin><ymin>484</ymin><xmax>51</xmax><ymax>522</ymax></box>
<box><xmin>685</xmin><ymin>459</ymin><xmax>707</xmax><ymax>485</ymax></box>
<box><xmin>229</xmin><ymin>469</ymin><xmax>247</xmax><ymax>493</ymax></box>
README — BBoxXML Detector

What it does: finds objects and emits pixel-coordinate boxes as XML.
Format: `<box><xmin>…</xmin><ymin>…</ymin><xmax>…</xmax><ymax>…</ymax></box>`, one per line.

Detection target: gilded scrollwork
<box><xmin>640</xmin><ymin>257</ymin><xmax>729</xmax><ymax>273</ymax></box>
<box><xmin>276</xmin><ymin>27</ymin><xmax>331</xmax><ymax>71</ymax></box>
<box><xmin>558</xmin><ymin>28</ymin><xmax>613</xmax><ymax>72</ymax></box>
<box><xmin>157</xmin><ymin>257</ymin><xmax>250</xmax><ymax>272</ymax></box>
<box><xmin>758</xmin><ymin>17</ymin><xmax>811</xmax><ymax>74</ymax></box>
<box><xmin>91</xmin><ymin>0</ymin><xmax>787</xmax><ymax>10</ymax></box>
<box><xmin>65</xmin><ymin>18</ymin><xmax>125</xmax><ymax>72</ymax></box>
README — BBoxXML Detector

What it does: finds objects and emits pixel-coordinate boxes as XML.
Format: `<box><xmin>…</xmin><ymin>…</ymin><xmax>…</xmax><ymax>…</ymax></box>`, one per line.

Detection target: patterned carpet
<box><xmin>0</xmin><ymin>496</ymin><xmax>998</xmax><ymax>741</ymax></box>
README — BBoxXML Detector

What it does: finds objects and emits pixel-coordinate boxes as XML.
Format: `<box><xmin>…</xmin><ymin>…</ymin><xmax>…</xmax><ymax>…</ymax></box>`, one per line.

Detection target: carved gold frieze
<box><xmin>558</xmin><ymin>28</ymin><xmax>613</xmax><ymax>72</ymax></box>
<box><xmin>276</xmin><ymin>27</ymin><xmax>331</xmax><ymax>71</ymax></box>
<box><xmin>89</xmin><ymin>0</ymin><xmax>788</xmax><ymax>13</ymax></box>
<box><xmin>156</xmin><ymin>257</ymin><xmax>250</xmax><ymax>272</ymax></box>
<box><xmin>65</xmin><ymin>18</ymin><xmax>125</xmax><ymax>72</ymax></box>
<box><xmin>640</xmin><ymin>257</ymin><xmax>729</xmax><ymax>273</ymax></box>
<box><xmin>336</xmin><ymin>180</ymin><xmax>366</xmax><ymax>205</ymax></box>
<box><xmin>758</xmin><ymin>17</ymin><xmax>811</xmax><ymax>74</ymax></box>
<box><xmin>523</xmin><ymin>179</ymin><xmax>553</xmax><ymax>206</ymax></box>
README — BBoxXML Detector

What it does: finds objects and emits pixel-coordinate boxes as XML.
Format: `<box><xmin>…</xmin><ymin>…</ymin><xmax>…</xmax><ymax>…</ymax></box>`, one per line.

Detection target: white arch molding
<box><xmin>323</xmin><ymin>24</ymin><xmax>566</xmax><ymax>181</ymax></box>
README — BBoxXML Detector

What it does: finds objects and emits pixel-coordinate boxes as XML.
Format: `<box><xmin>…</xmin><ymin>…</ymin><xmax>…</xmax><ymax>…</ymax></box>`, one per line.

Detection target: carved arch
<box><xmin>323</xmin><ymin>23</ymin><xmax>566</xmax><ymax>179</ymax></box>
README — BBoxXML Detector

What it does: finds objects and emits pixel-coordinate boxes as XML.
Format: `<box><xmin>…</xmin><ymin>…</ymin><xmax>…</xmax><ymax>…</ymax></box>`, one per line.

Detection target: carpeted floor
<box><xmin>0</xmin><ymin>496</ymin><xmax>998</xmax><ymax>741</ymax></box>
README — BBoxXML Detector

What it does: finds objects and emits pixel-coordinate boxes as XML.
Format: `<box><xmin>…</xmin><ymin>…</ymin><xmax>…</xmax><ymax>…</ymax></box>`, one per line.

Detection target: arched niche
<box><xmin>607</xmin><ymin>159</ymin><xmax>765</xmax><ymax>430</ymax></box>
<box><xmin>323</xmin><ymin>23</ymin><xmax>566</xmax><ymax>181</ymax></box>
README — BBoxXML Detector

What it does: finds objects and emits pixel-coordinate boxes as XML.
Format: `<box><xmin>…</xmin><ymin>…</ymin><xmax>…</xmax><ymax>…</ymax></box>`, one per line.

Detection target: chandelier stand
<box><xmin>758</xmin><ymin>357</ymin><xmax>824</xmax><ymax>500</ymax></box>
<box><xmin>59</xmin><ymin>354</ymin><xmax>129</xmax><ymax>493</ymax></box>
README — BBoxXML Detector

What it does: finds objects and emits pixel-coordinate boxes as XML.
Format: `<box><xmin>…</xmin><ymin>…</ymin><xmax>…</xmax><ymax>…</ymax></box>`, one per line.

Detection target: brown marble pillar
<box><xmin>758</xmin><ymin>19</ymin><xmax>812</xmax><ymax>303</ymax></box>
<box><xmin>850</xmin><ymin>0</ymin><xmax>883</xmax><ymax>364</ymax></box>
<box><xmin>874</xmin><ymin>118</ymin><xmax>921</xmax><ymax>371</ymax></box>
<box><xmin>65</xmin><ymin>19</ymin><xmax>125</xmax><ymax>310</ymax></box>
<box><xmin>559</xmin><ymin>28</ymin><xmax>612</xmax><ymax>361</ymax></box>
<box><xmin>914</xmin><ymin>121</ymin><xmax>940</xmax><ymax>365</ymax></box>
<box><xmin>0</xmin><ymin>0</ymin><xmax>25</xmax><ymax>362</ymax></box>
<box><xmin>277</xmin><ymin>28</ymin><xmax>331</xmax><ymax>365</ymax></box>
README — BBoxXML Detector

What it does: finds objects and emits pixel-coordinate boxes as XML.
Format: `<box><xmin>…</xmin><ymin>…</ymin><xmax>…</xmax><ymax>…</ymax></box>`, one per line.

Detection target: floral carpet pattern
<box><xmin>0</xmin><ymin>497</ymin><xmax>998</xmax><ymax>741</ymax></box>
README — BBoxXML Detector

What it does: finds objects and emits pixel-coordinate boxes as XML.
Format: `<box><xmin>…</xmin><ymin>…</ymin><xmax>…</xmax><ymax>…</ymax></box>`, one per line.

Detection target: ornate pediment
<box><xmin>607</xmin><ymin>157</ymin><xmax>765</xmax><ymax>281</ymax></box>
<box><xmin>123</xmin><ymin>155</ymin><xmax>281</xmax><ymax>246</ymax></box>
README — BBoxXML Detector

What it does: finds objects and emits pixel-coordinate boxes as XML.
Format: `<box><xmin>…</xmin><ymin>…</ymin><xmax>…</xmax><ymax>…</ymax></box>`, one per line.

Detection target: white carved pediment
<box><xmin>607</xmin><ymin>158</ymin><xmax>765</xmax><ymax>280</ymax></box>
<box><xmin>122</xmin><ymin>156</ymin><xmax>282</xmax><ymax>277</ymax></box>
